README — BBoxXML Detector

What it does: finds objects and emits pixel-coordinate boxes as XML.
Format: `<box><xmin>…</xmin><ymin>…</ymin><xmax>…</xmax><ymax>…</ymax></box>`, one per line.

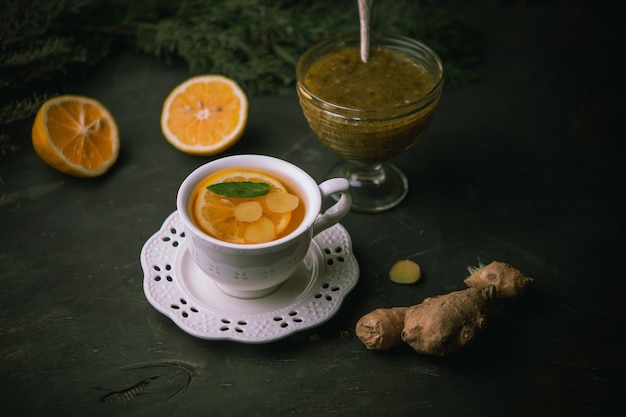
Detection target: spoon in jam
<box><xmin>359</xmin><ymin>0</ymin><xmax>374</xmax><ymax>62</ymax></box>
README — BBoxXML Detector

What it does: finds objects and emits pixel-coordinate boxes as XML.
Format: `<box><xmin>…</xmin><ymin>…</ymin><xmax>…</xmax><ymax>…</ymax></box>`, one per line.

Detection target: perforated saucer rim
<box><xmin>140</xmin><ymin>211</ymin><xmax>359</xmax><ymax>343</ymax></box>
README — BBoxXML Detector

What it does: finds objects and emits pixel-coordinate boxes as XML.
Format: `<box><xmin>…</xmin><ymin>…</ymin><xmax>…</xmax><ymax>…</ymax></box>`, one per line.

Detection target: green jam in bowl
<box><xmin>297</xmin><ymin>32</ymin><xmax>444</xmax><ymax>165</ymax></box>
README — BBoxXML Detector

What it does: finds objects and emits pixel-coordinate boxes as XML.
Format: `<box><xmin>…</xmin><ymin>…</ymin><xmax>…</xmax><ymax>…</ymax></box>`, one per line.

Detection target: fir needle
<box><xmin>358</xmin><ymin>0</ymin><xmax>373</xmax><ymax>63</ymax></box>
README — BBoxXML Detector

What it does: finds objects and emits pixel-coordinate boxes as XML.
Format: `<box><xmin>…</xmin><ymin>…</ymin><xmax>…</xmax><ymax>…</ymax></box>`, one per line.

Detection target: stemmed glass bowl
<box><xmin>296</xmin><ymin>32</ymin><xmax>444</xmax><ymax>212</ymax></box>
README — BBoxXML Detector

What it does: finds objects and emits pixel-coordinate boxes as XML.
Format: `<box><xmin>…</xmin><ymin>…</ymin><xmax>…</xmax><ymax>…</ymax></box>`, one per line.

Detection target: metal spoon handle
<box><xmin>359</xmin><ymin>0</ymin><xmax>373</xmax><ymax>62</ymax></box>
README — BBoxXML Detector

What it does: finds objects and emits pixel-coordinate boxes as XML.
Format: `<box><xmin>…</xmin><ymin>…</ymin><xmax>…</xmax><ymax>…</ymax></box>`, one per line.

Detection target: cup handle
<box><xmin>312</xmin><ymin>178</ymin><xmax>352</xmax><ymax>237</ymax></box>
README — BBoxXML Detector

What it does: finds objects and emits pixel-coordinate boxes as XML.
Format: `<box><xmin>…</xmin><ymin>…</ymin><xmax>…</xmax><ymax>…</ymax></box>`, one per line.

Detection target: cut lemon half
<box><xmin>192</xmin><ymin>169</ymin><xmax>300</xmax><ymax>244</ymax></box>
<box><xmin>161</xmin><ymin>75</ymin><xmax>248</xmax><ymax>155</ymax></box>
<box><xmin>31</xmin><ymin>95</ymin><xmax>120</xmax><ymax>177</ymax></box>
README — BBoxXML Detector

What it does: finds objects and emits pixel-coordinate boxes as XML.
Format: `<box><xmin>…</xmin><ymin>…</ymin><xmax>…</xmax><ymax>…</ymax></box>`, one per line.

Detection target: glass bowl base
<box><xmin>326</xmin><ymin>161</ymin><xmax>408</xmax><ymax>213</ymax></box>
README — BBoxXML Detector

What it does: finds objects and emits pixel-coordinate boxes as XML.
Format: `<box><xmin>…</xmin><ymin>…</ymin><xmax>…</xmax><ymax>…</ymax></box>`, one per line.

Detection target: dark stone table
<box><xmin>1</xmin><ymin>2</ymin><xmax>623</xmax><ymax>416</ymax></box>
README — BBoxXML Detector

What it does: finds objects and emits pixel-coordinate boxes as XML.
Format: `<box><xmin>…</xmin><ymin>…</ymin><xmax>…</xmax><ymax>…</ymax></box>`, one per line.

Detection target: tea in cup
<box><xmin>176</xmin><ymin>154</ymin><xmax>352</xmax><ymax>298</ymax></box>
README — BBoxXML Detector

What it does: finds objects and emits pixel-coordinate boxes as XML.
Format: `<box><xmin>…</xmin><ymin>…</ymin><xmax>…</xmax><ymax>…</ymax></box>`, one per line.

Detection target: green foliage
<box><xmin>0</xmin><ymin>0</ymin><xmax>114</xmax><ymax>156</ymax></box>
<box><xmin>0</xmin><ymin>0</ymin><xmax>482</xmax><ymax>158</ymax></box>
<box><xmin>133</xmin><ymin>0</ymin><xmax>359</xmax><ymax>95</ymax></box>
<box><xmin>133</xmin><ymin>0</ymin><xmax>482</xmax><ymax>94</ymax></box>
<box><xmin>2</xmin><ymin>0</ymin><xmax>97</xmax><ymax>109</ymax></box>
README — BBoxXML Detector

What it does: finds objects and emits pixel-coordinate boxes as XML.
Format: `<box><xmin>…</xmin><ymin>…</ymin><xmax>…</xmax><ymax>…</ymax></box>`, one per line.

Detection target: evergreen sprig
<box><xmin>0</xmin><ymin>0</ymin><xmax>110</xmax><ymax>156</ymax></box>
<box><xmin>133</xmin><ymin>0</ymin><xmax>358</xmax><ymax>95</ymax></box>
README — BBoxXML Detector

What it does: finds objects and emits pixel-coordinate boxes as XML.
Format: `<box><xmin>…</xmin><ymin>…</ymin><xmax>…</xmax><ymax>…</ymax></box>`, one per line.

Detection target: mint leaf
<box><xmin>207</xmin><ymin>181</ymin><xmax>271</xmax><ymax>198</ymax></box>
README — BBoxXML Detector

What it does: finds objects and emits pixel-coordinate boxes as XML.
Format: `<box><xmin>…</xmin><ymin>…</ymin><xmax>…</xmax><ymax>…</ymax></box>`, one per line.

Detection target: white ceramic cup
<box><xmin>176</xmin><ymin>154</ymin><xmax>352</xmax><ymax>299</ymax></box>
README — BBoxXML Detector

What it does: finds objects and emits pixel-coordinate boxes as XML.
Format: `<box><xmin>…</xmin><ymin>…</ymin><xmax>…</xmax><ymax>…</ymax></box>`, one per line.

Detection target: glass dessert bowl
<box><xmin>296</xmin><ymin>32</ymin><xmax>444</xmax><ymax>212</ymax></box>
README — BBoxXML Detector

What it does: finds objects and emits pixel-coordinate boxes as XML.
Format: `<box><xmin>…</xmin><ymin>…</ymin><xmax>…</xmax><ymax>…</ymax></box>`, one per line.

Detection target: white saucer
<box><xmin>140</xmin><ymin>211</ymin><xmax>359</xmax><ymax>343</ymax></box>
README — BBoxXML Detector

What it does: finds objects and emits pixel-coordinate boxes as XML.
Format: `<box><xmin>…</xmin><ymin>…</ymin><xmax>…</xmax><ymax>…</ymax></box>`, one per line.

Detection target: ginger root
<box><xmin>355</xmin><ymin>261</ymin><xmax>532</xmax><ymax>355</ymax></box>
<box><xmin>355</xmin><ymin>307</ymin><xmax>408</xmax><ymax>350</ymax></box>
<box><xmin>401</xmin><ymin>286</ymin><xmax>496</xmax><ymax>355</ymax></box>
<box><xmin>464</xmin><ymin>261</ymin><xmax>533</xmax><ymax>299</ymax></box>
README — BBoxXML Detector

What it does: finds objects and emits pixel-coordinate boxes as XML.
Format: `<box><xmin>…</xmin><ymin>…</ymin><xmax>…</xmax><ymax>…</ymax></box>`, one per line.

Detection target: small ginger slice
<box><xmin>389</xmin><ymin>259</ymin><xmax>422</xmax><ymax>284</ymax></box>
<box><xmin>265</xmin><ymin>192</ymin><xmax>299</xmax><ymax>214</ymax></box>
<box><xmin>244</xmin><ymin>216</ymin><xmax>276</xmax><ymax>243</ymax></box>
<box><xmin>234</xmin><ymin>201</ymin><xmax>263</xmax><ymax>223</ymax></box>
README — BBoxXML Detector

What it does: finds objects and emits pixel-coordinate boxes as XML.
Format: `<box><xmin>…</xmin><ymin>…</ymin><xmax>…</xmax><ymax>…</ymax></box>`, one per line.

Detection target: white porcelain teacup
<box><xmin>176</xmin><ymin>154</ymin><xmax>352</xmax><ymax>298</ymax></box>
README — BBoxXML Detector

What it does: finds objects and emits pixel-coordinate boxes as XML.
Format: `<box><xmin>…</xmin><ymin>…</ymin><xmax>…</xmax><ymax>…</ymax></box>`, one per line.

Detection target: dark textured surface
<box><xmin>1</xmin><ymin>2</ymin><xmax>623</xmax><ymax>416</ymax></box>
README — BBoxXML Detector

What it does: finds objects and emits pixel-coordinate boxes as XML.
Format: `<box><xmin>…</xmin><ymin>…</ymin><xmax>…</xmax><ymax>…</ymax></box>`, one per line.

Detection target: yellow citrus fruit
<box><xmin>161</xmin><ymin>75</ymin><xmax>248</xmax><ymax>155</ymax></box>
<box><xmin>192</xmin><ymin>169</ymin><xmax>301</xmax><ymax>244</ymax></box>
<box><xmin>31</xmin><ymin>95</ymin><xmax>120</xmax><ymax>177</ymax></box>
